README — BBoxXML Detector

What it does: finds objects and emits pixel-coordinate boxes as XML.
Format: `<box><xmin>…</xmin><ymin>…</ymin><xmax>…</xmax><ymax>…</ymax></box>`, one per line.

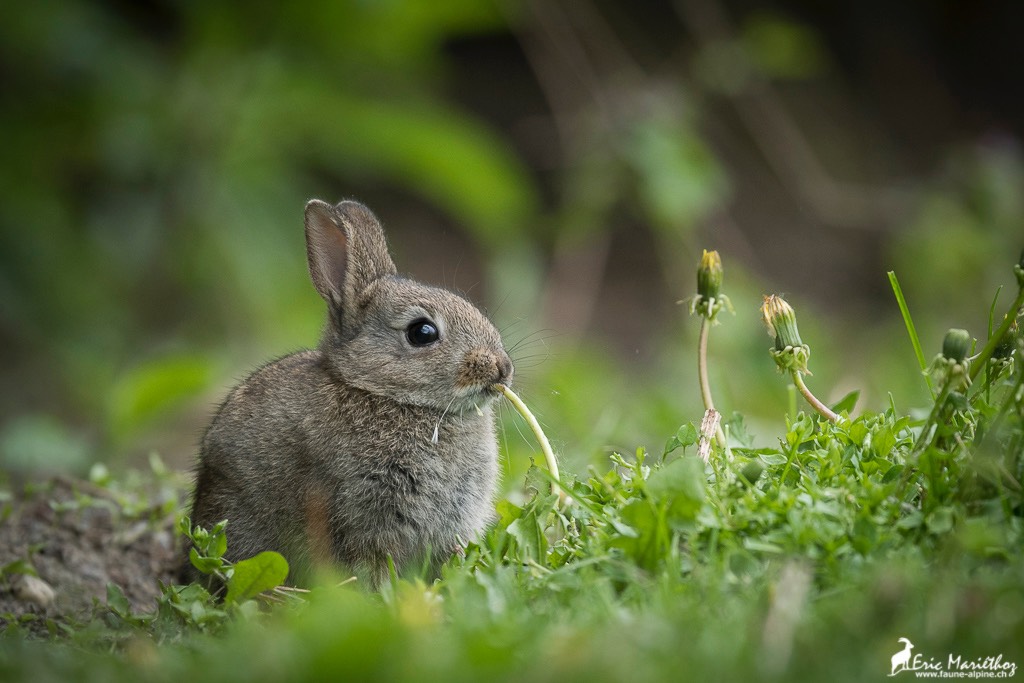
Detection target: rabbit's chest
<box><xmin>329</xmin><ymin>431</ymin><xmax>498</xmax><ymax>545</ymax></box>
<box><xmin>377</xmin><ymin>443</ymin><xmax>495</xmax><ymax>529</ymax></box>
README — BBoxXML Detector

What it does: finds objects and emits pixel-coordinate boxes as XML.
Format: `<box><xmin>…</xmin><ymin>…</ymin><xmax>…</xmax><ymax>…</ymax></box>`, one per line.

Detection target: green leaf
<box><xmin>882</xmin><ymin>464</ymin><xmax>905</xmax><ymax>483</ymax></box>
<box><xmin>108</xmin><ymin>353</ymin><xmax>214</xmax><ymax>440</ymax></box>
<box><xmin>1</xmin><ymin>559</ymin><xmax>38</xmax><ymax>578</ymax></box>
<box><xmin>189</xmin><ymin>547</ymin><xmax>224</xmax><ymax>575</ymax></box>
<box><xmin>524</xmin><ymin>463</ymin><xmax>550</xmax><ymax>496</ymax></box>
<box><xmin>647</xmin><ymin>457</ymin><xmax>704</xmax><ymax>501</ymax></box>
<box><xmin>925</xmin><ymin>507</ymin><xmax>955</xmax><ymax>535</ymax></box>
<box><xmin>663</xmin><ymin>427</ymin><xmax>697</xmax><ymax>458</ymax></box>
<box><xmin>106</xmin><ymin>583</ymin><xmax>131</xmax><ymax>617</ymax></box>
<box><xmin>851</xmin><ymin>516</ymin><xmax>878</xmax><ymax>555</ymax></box>
<box><xmin>739</xmin><ymin>461</ymin><xmax>764</xmax><ymax>486</ymax></box>
<box><xmin>758</xmin><ymin>452</ymin><xmax>788</xmax><ymax>466</ymax></box>
<box><xmin>507</xmin><ymin>510</ymin><xmax>547</xmax><ymax>563</ymax></box>
<box><xmin>743</xmin><ymin>539</ymin><xmax>785</xmax><ymax>554</ymax></box>
<box><xmin>830</xmin><ymin>390</ymin><xmax>860</xmax><ymax>415</ymax></box>
<box><xmin>495</xmin><ymin>499</ymin><xmax>523</xmax><ymax>529</ymax></box>
<box><xmin>645</xmin><ymin>457</ymin><xmax>706</xmax><ymax>525</ymax></box>
<box><xmin>191</xmin><ymin>600</ymin><xmax>207</xmax><ymax>623</ymax></box>
<box><xmin>610</xmin><ymin>499</ymin><xmax>667</xmax><ymax>572</ymax></box>
<box><xmin>211</xmin><ymin>529</ymin><xmax>228</xmax><ymax>560</ymax></box>
<box><xmin>187</xmin><ymin>520</ymin><xmax>229</xmax><ymax>560</ymax></box>
<box><xmin>225</xmin><ymin>551</ymin><xmax>290</xmax><ymax>604</ymax></box>
<box><xmin>869</xmin><ymin>425</ymin><xmax>899</xmax><ymax>460</ymax></box>
<box><xmin>675</xmin><ymin>423</ymin><xmax>699</xmax><ymax>448</ymax></box>
<box><xmin>896</xmin><ymin>512</ymin><xmax>923</xmax><ymax>530</ymax></box>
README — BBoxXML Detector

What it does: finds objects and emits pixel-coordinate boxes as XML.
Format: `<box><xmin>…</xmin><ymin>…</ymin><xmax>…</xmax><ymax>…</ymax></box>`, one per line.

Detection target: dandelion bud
<box><xmin>697</xmin><ymin>249</ymin><xmax>723</xmax><ymax>301</ymax></box>
<box><xmin>1016</xmin><ymin>248</ymin><xmax>1024</xmax><ymax>288</ymax></box>
<box><xmin>762</xmin><ymin>294</ymin><xmax>811</xmax><ymax>374</ymax></box>
<box><xmin>762</xmin><ymin>295</ymin><xmax>803</xmax><ymax>349</ymax></box>
<box><xmin>929</xmin><ymin>328</ymin><xmax>972</xmax><ymax>389</ymax></box>
<box><xmin>689</xmin><ymin>249</ymin><xmax>732</xmax><ymax>321</ymax></box>
<box><xmin>941</xmin><ymin>328</ymin><xmax>971</xmax><ymax>363</ymax></box>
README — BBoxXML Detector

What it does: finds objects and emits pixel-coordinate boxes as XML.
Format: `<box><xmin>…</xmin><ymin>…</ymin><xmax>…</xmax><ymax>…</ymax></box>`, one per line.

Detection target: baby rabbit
<box><xmin>187</xmin><ymin>199</ymin><xmax>513</xmax><ymax>587</ymax></box>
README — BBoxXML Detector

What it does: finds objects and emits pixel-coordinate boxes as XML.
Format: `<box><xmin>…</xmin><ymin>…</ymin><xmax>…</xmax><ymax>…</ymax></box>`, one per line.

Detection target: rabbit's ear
<box><xmin>304</xmin><ymin>199</ymin><xmax>397</xmax><ymax>310</ymax></box>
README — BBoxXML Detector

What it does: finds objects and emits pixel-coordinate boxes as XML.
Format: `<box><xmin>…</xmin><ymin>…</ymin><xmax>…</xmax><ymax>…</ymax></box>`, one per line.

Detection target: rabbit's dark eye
<box><xmin>406</xmin><ymin>319</ymin><xmax>440</xmax><ymax>346</ymax></box>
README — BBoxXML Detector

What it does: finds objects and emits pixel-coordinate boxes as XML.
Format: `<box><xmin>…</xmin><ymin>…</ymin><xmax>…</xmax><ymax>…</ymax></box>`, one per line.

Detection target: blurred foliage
<box><xmin>895</xmin><ymin>142</ymin><xmax>1024</xmax><ymax>331</ymax></box>
<box><xmin>741</xmin><ymin>12</ymin><xmax>830</xmax><ymax>81</ymax></box>
<box><xmin>0</xmin><ymin>415</ymin><xmax>90</xmax><ymax>477</ymax></box>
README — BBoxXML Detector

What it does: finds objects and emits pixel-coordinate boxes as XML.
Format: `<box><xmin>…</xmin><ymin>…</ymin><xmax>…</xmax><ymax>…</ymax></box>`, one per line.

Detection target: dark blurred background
<box><xmin>1</xmin><ymin>0</ymin><xmax>1022</xmax><ymax>482</ymax></box>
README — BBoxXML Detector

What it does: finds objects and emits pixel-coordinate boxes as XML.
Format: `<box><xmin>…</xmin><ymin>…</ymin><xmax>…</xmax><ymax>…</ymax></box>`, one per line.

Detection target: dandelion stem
<box><xmin>698</xmin><ymin>318</ymin><xmax>729</xmax><ymax>451</ymax></box>
<box><xmin>791</xmin><ymin>372</ymin><xmax>840</xmax><ymax>423</ymax></box>
<box><xmin>698</xmin><ymin>319</ymin><xmax>714</xmax><ymax>412</ymax></box>
<box><xmin>493</xmin><ymin>383</ymin><xmax>565</xmax><ymax>501</ymax></box>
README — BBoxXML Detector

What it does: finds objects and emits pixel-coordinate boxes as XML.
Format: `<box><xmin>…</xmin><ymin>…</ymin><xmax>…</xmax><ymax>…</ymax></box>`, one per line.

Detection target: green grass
<box><xmin>2</xmin><ymin>258</ymin><xmax>1023</xmax><ymax>683</ymax></box>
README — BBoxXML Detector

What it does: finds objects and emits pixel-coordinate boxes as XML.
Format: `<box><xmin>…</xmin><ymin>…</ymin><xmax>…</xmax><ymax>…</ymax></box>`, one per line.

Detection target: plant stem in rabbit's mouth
<box><xmin>492</xmin><ymin>383</ymin><xmax>564</xmax><ymax>501</ymax></box>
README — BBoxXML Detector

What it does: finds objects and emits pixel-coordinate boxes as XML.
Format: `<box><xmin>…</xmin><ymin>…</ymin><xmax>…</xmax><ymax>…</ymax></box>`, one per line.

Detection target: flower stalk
<box><xmin>493</xmin><ymin>383</ymin><xmax>566</xmax><ymax>503</ymax></box>
<box><xmin>697</xmin><ymin>320</ymin><xmax>716</xmax><ymax>418</ymax></box>
<box><xmin>913</xmin><ymin>329</ymin><xmax>974</xmax><ymax>453</ymax></box>
<box><xmin>690</xmin><ymin>250</ymin><xmax>732</xmax><ymax>452</ymax></box>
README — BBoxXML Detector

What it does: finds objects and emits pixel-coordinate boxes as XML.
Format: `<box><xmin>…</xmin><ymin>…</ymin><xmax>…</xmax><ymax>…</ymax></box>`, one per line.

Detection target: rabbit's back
<box><xmin>190</xmin><ymin>348</ymin><xmax>499</xmax><ymax>584</ymax></box>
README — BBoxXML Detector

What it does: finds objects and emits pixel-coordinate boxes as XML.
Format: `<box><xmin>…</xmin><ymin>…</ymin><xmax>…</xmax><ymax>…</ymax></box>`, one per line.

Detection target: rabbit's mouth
<box><xmin>453</xmin><ymin>382</ymin><xmax>503</xmax><ymax>409</ymax></box>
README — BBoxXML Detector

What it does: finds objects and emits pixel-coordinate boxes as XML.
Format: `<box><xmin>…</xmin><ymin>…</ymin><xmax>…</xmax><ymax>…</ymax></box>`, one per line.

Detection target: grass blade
<box><xmin>888</xmin><ymin>271</ymin><xmax>934</xmax><ymax>396</ymax></box>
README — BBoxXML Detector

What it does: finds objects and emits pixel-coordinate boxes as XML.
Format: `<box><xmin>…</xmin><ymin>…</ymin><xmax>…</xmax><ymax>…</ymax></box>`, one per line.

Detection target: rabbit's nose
<box><xmin>495</xmin><ymin>351</ymin><xmax>513</xmax><ymax>386</ymax></box>
<box><xmin>458</xmin><ymin>347</ymin><xmax>514</xmax><ymax>390</ymax></box>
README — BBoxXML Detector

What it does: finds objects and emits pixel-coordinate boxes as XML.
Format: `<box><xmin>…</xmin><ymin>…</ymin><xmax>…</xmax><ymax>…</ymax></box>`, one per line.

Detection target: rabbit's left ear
<box><xmin>304</xmin><ymin>199</ymin><xmax>397</xmax><ymax>311</ymax></box>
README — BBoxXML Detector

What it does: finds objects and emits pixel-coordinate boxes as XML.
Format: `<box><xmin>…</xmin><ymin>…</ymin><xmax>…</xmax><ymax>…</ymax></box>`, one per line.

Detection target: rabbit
<box><xmin>185</xmin><ymin>199</ymin><xmax>513</xmax><ymax>588</ymax></box>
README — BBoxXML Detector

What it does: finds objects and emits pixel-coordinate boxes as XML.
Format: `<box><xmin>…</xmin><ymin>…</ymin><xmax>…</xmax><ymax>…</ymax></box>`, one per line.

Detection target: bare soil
<box><xmin>0</xmin><ymin>478</ymin><xmax>181</xmax><ymax>633</ymax></box>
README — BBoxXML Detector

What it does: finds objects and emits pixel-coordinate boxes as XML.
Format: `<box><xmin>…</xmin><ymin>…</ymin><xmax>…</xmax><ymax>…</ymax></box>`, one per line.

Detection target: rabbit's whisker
<box><xmin>506</xmin><ymin>329</ymin><xmax>556</xmax><ymax>355</ymax></box>
<box><xmin>432</xmin><ymin>395</ymin><xmax>460</xmax><ymax>445</ymax></box>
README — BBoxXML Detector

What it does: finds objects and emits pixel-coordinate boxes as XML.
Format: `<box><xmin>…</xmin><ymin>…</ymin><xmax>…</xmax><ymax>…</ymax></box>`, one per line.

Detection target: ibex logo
<box><xmin>887</xmin><ymin>637</ymin><xmax>1017</xmax><ymax>678</ymax></box>
<box><xmin>890</xmin><ymin>637</ymin><xmax>915</xmax><ymax>676</ymax></box>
